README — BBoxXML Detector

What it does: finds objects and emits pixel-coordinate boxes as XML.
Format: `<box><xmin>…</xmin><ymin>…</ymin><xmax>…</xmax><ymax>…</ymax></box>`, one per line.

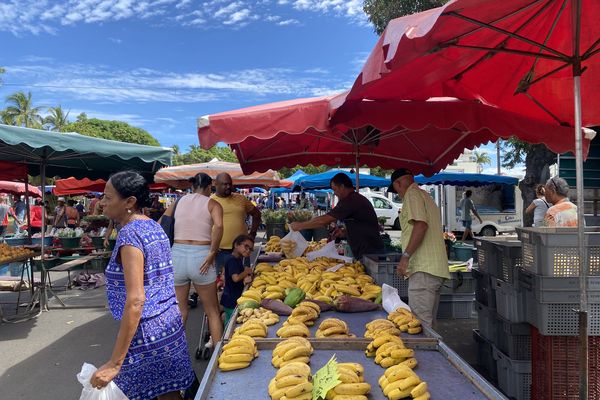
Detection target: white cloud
<box><xmin>109</xmin><ymin>37</ymin><xmax>123</xmax><ymax>44</ymax></box>
<box><xmin>223</xmin><ymin>9</ymin><xmax>252</xmax><ymax>25</ymax></box>
<box><xmin>214</xmin><ymin>2</ymin><xmax>243</xmax><ymax>18</ymax></box>
<box><xmin>277</xmin><ymin>18</ymin><xmax>299</xmax><ymax>26</ymax></box>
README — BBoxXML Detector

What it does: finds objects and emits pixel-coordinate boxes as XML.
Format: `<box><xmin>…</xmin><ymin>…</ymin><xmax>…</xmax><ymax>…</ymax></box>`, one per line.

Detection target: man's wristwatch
<box><xmin>401</xmin><ymin>251</ymin><xmax>411</xmax><ymax>259</ymax></box>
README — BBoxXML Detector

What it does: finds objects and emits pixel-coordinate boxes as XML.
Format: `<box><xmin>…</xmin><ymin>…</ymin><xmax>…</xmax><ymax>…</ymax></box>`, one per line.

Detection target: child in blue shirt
<box><xmin>220</xmin><ymin>234</ymin><xmax>254</xmax><ymax>327</ymax></box>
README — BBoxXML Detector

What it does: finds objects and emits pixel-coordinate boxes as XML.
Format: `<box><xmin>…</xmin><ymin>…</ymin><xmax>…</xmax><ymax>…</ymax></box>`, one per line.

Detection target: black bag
<box><xmin>159</xmin><ymin>197</ymin><xmax>181</xmax><ymax>246</ymax></box>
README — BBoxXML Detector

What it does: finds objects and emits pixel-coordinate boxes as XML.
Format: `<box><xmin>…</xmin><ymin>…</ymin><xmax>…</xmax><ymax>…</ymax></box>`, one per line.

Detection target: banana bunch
<box><xmin>359</xmin><ymin>283</ymin><xmax>382</xmax><ymax>302</ymax></box>
<box><xmin>388</xmin><ymin>308</ymin><xmax>423</xmax><ymax>335</ymax></box>
<box><xmin>236</xmin><ymin>289</ymin><xmax>263</xmax><ymax>306</ymax></box>
<box><xmin>276</xmin><ymin>323</ymin><xmax>310</xmax><ymax>338</ymax></box>
<box><xmin>268</xmin><ymin>361</ymin><xmax>313</xmax><ymax>400</ymax></box>
<box><xmin>379</xmin><ymin>365</ymin><xmax>430</xmax><ymax>400</ymax></box>
<box><xmin>255</xmin><ymin>263</ymin><xmax>276</xmax><ymax>274</ymax></box>
<box><xmin>364</xmin><ymin>319</ymin><xmax>402</xmax><ymax>338</ymax></box>
<box><xmin>284</xmin><ymin>301</ymin><xmax>320</xmax><ymax>326</ymax></box>
<box><xmin>315</xmin><ymin>318</ymin><xmax>356</xmax><ymax>339</ymax></box>
<box><xmin>280</xmin><ymin>239</ymin><xmax>298</xmax><ymax>259</ymax></box>
<box><xmin>218</xmin><ymin>334</ymin><xmax>258</xmax><ymax>371</ymax></box>
<box><xmin>236</xmin><ymin>307</ymin><xmax>280</xmax><ymax>326</ymax></box>
<box><xmin>265</xmin><ymin>236</ymin><xmax>282</xmax><ymax>253</ymax></box>
<box><xmin>325</xmin><ymin>363</ymin><xmax>371</xmax><ymax>400</ymax></box>
<box><xmin>304</xmin><ymin>238</ymin><xmax>328</xmax><ymax>254</ymax></box>
<box><xmin>365</xmin><ymin>334</ymin><xmax>417</xmax><ymax>369</ymax></box>
<box><xmin>271</xmin><ymin>337</ymin><xmax>313</xmax><ymax>368</ymax></box>
<box><xmin>233</xmin><ymin>319</ymin><xmax>268</xmax><ymax>338</ymax></box>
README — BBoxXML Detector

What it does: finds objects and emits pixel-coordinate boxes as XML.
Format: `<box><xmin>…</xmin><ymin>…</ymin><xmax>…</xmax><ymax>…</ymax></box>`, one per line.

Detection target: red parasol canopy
<box><xmin>0</xmin><ymin>161</ymin><xmax>28</xmax><ymax>181</ymax></box>
<box><xmin>54</xmin><ymin>177</ymin><xmax>171</xmax><ymax>195</ymax></box>
<box><xmin>0</xmin><ymin>181</ymin><xmax>42</xmax><ymax>197</ymax></box>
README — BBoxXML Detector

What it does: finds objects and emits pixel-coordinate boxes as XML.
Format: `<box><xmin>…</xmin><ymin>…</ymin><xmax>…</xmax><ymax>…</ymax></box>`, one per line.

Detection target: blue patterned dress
<box><xmin>105</xmin><ymin>219</ymin><xmax>195</xmax><ymax>400</ymax></box>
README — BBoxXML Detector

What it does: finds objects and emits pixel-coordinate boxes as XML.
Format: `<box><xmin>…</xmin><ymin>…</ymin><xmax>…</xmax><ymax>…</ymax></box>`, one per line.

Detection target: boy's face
<box><xmin>238</xmin><ymin>240</ymin><xmax>253</xmax><ymax>258</ymax></box>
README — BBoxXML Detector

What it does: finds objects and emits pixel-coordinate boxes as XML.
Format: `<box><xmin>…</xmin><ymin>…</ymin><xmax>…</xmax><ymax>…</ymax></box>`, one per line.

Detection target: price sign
<box><xmin>312</xmin><ymin>354</ymin><xmax>341</xmax><ymax>400</ymax></box>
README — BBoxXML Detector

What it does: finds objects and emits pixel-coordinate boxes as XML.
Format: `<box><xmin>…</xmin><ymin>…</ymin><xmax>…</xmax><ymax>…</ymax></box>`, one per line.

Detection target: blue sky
<box><xmin>0</xmin><ymin>0</ymin><xmax>509</xmax><ymax>173</ymax></box>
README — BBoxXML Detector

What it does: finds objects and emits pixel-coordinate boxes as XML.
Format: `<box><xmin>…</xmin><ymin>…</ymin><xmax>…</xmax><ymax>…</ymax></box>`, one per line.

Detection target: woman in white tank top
<box><xmin>161</xmin><ymin>172</ymin><xmax>224</xmax><ymax>344</ymax></box>
<box><xmin>526</xmin><ymin>184</ymin><xmax>550</xmax><ymax>227</ymax></box>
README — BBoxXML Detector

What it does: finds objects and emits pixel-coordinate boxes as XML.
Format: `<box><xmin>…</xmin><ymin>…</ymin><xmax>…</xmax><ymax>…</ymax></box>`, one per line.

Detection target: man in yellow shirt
<box><xmin>389</xmin><ymin>168</ymin><xmax>450</xmax><ymax>328</ymax></box>
<box><xmin>211</xmin><ymin>173</ymin><xmax>262</xmax><ymax>274</ymax></box>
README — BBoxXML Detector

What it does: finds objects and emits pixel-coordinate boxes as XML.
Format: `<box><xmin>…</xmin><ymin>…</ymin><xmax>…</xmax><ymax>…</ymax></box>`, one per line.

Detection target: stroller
<box><xmin>191</xmin><ymin>273</ymin><xmax>225</xmax><ymax>360</ymax></box>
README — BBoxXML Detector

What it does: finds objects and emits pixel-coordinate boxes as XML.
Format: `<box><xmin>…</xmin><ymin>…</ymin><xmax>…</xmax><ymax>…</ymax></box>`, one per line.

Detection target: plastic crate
<box><xmin>452</xmin><ymin>243</ymin><xmax>476</xmax><ymax>261</ymax></box>
<box><xmin>436</xmin><ymin>293</ymin><xmax>475</xmax><ymax>319</ymax></box>
<box><xmin>362</xmin><ymin>253</ymin><xmax>408</xmax><ymax>297</ymax></box>
<box><xmin>495</xmin><ymin>315</ymin><xmax>531</xmax><ymax>361</ymax></box>
<box><xmin>519</xmin><ymin>268</ymin><xmax>600</xmax><ymax>303</ymax></box>
<box><xmin>475</xmin><ymin>238</ymin><xmax>521</xmax><ymax>280</ymax></box>
<box><xmin>475</xmin><ymin>301</ymin><xmax>497</xmax><ymax>343</ymax></box>
<box><xmin>494</xmin><ymin>278</ymin><xmax>527</xmax><ymax>323</ymax></box>
<box><xmin>440</xmin><ymin>270</ymin><xmax>475</xmax><ymax>294</ymax></box>
<box><xmin>473</xmin><ymin>268</ymin><xmax>496</xmax><ymax>309</ymax></box>
<box><xmin>4</xmin><ymin>237</ymin><xmax>31</xmax><ymax>246</ymax></box>
<box><xmin>524</xmin><ymin>289</ymin><xmax>600</xmax><ymax>335</ymax></box>
<box><xmin>473</xmin><ymin>329</ymin><xmax>498</xmax><ymax>384</ymax></box>
<box><xmin>493</xmin><ymin>345</ymin><xmax>532</xmax><ymax>400</ymax></box>
<box><xmin>531</xmin><ymin>326</ymin><xmax>600</xmax><ymax>400</ymax></box>
<box><xmin>516</xmin><ymin>227</ymin><xmax>600</xmax><ymax>277</ymax></box>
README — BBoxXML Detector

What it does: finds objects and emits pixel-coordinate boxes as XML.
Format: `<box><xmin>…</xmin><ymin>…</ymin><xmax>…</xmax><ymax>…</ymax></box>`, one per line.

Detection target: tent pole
<box><xmin>24</xmin><ymin>177</ymin><xmax>31</xmax><ymax>239</ymax></box>
<box><xmin>39</xmin><ymin>159</ymin><xmax>48</xmax><ymax>312</ymax></box>
<box><xmin>355</xmin><ymin>147</ymin><xmax>360</xmax><ymax>190</ymax></box>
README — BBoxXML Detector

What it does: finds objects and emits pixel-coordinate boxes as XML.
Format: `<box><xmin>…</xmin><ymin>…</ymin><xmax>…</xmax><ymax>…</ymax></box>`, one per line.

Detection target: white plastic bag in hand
<box><xmin>77</xmin><ymin>363</ymin><xmax>128</xmax><ymax>400</ymax></box>
<box><xmin>280</xmin><ymin>226</ymin><xmax>309</xmax><ymax>258</ymax></box>
<box><xmin>305</xmin><ymin>240</ymin><xmax>353</xmax><ymax>263</ymax></box>
<box><xmin>382</xmin><ymin>283</ymin><xmax>411</xmax><ymax>314</ymax></box>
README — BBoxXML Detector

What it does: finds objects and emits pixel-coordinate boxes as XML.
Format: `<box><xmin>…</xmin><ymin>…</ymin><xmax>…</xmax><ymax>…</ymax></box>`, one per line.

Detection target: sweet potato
<box><xmin>334</xmin><ymin>295</ymin><xmax>381</xmax><ymax>313</ymax></box>
<box><xmin>260</xmin><ymin>299</ymin><xmax>293</xmax><ymax>315</ymax></box>
<box><xmin>305</xmin><ymin>299</ymin><xmax>334</xmax><ymax>312</ymax></box>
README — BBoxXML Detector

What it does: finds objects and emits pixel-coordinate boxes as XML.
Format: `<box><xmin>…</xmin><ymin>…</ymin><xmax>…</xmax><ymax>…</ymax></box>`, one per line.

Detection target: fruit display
<box><xmin>0</xmin><ymin>244</ymin><xmax>35</xmax><ymax>263</ymax></box>
<box><xmin>218</xmin><ymin>334</ymin><xmax>258</xmax><ymax>371</ymax></box>
<box><xmin>365</xmin><ymin>334</ymin><xmax>418</xmax><ymax>369</ymax></box>
<box><xmin>387</xmin><ymin>308</ymin><xmax>423</xmax><ymax>335</ymax></box>
<box><xmin>315</xmin><ymin>318</ymin><xmax>356</xmax><ymax>338</ymax></box>
<box><xmin>280</xmin><ymin>238</ymin><xmax>297</xmax><ymax>258</ymax></box>
<box><xmin>276</xmin><ymin>323</ymin><xmax>311</xmax><ymax>338</ymax></box>
<box><xmin>284</xmin><ymin>288</ymin><xmax>306</xmax><ymax>308</ymax></box>
<box><xmin>236</xmin><ymin>307</ymin><xmax>280</xmax><ymax>326</ymax></box>
<box><xmin>335</xmin><ymin>295</ymin><xmax>381</xmax><ymax>313</ymax></box>
<box><xmin>265</xmin><ymin>236</ymin><xmax>282</xmax><ymax>253</ymax></box>
<box><xmin>364</xmin><ymin>319</ymin><xmax>402</xmax><ymax>339</ymax></box>
<box><xmin>233</xmin><ymin>319</ymin><xmax>268</xmax><ymax>338</ymax></box>
<box><xmin>236</xmin><ymin>288</ymin><xmax>263</xmax><ymax>306</ymax></box>
<box><xmin>261</xmin><ymin>299</ymin><xmax>293</xmax><ymax>315</ymax></box>
<box><xmin>284</xmin><ymin>301</ymin><xmax>320</xmax><ymax>326</ymax></box>
<box><xmin>379</xmin><ymin>365</ymin><xmax>430</xmax><ymax>400</ymax></box>
<box><xmin>304</xmin><ymin>238</ymin><xmax>328</xmax><ymax>254</ymax></box>
<box><xmin>325</xmin><ymin>362</ymin><xmax>371</xmax><ymax>399</ymax></box>
<box><xmin>268</xmin><ymin>361</ymin><xmax>314</xmax><ymax>400</ymax></box>
<box><xmin>271</xmin><ymin>337</ymin><xmax>313</xmax><ymax>368</ymax></box>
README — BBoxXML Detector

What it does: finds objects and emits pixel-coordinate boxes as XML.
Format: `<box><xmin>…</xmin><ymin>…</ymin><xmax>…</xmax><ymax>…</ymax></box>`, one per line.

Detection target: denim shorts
<box><xmin>462</xmin><ymin>220</ymin><xmax>472</xmax><ymax>229</ymax></box>
<box><xmin>172</xmin><ymin>243</ymin><xmax>216</xmax><ymax>286</ymax></box>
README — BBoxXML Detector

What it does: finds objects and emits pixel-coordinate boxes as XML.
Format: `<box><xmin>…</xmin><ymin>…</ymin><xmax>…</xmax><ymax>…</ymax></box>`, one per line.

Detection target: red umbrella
<box><xmin>0</xmin><ymin>161</ymin><xmax>27</xmax><ymax>181</ymax></box>
<box><xmin>198</xmin><ymin>95</ymin><xmax>579</xmax><ymax>177</ymax></box>
<box><xmin>54</xmin><ymin>177</ymin><xmax>106</xmax><ymax>196</ymax></box>
<box><xmin>0</xmin><ymin>181</ymin><xmax>42</xmax><ymax>197</ymax></box>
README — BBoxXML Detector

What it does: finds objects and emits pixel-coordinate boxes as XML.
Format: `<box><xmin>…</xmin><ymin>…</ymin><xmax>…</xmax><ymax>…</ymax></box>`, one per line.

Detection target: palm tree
<box><xmin>3</xmin><ymin>91</ymin><xmax>43</xmax><ymax>128</ymax></box>
<box><xmin>44</xmin><ymin>106</ymin><xmax>70</xmax><ymax>132</ymax></box>
<box><xmin>473</xmin><ymin>150</ymin><xmax>492</xmax><ymax>173</ymax></box>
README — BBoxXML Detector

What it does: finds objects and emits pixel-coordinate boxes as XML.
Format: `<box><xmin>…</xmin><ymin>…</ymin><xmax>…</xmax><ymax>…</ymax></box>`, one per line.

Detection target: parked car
<box><xmin>361</xmin><ymin>191</ymin><xmax>402</xmax><ymax>229</ymax></box>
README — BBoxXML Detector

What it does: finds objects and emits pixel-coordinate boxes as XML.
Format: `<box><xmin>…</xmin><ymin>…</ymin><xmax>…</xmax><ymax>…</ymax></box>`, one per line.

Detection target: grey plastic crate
<box><xmin>516</xmin><ymin>227</ymin><xmax>600</xmax><ymax>277</ymax></box>
<box><xmin>494</xmin><ymin>278</ymin><xmax>527</xmax><ymax>323</ymax></box>
<box><xmin>519</xmin><ymin>268</ymin><xmax>600</xmax><ymax>303</ymax></box>
<box><xmin>437</xmin><ymin>293</ymin><xmax>475</xmax><ymax>319</ymax></box>
<box><xmin>440</xmin><ymin>270</ymin><xmax>475</xmax><ymax>294</ymax></box>
<box><xmin>473</xmin><ymin>329</ymin><xmax>498</xmax><ymax>384</ymax></box>
<box><xmin>493</xmin><ymin>345</ymin><xmax>531</xmax><ymax>400</ymax></box>
<box><xmin>475</xmin><ymin>238</ymin><xmax>522</xmax><ymax>282</ymax></box>
<box><xmin>473</xmin><ymin>268</ymin><xmax>496</xmax><ymax>309</ymax></box>
<box><xmin>495</xmin><ymin>315</ymin><xmax>531</xmax><ymax>361</ymax></box>
<box><xmin>475</xmin><ymin>301</ymin><xmax>497</xmax><ymax>343</ymax></box>
<box><xmin>524</xmin><ymin>288</ymin><xmax>600</xmax><ymax>335</ymax></box>
<box><xmin>362</xmin><ymin>253</ymin><xmax>408</xmax><ymax>297</ymax></box>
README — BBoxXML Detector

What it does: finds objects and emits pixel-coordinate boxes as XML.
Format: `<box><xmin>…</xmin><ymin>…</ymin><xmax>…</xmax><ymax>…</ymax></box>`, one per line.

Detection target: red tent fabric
<box><xmin>197</xmin><ymin>95</ymin><xmax>580</xmax><ymax>176</ymax></box>
<box><xmin>347</xmin><ymin>0</ymin><xmax>600</xmax><ymax>130</ymax></box>
<box><xmin>54</xmin><ymin>177</ymin><xmax>106</xmax><ymax>196</ymax></box>
<box><xmin>0</xmin><ymin>181</ymin><xmax>42</xmax><ymax>197</ymax></box>
<box><xmin>0</xmin><ymin>161</ymin><xmax>27</xmax><ymax>181</ymax></box>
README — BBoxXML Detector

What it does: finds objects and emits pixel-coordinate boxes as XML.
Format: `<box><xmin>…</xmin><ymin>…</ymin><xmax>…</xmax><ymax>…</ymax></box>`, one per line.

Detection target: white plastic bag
<box><xmin>382</xmin><ymin>283</ymin><xmax>411</xmax><ymax>314</ymax></box>
<box><xmin>305</xmin><ymin>240</ymin><xmax>353</xmax><ymax>263</ymax></box>
<box><xmin>77</xmin><ymin>363</ymin><xmax>128</xmax><ymax>400</ymax></box>
<box><xmin>280</xmin><ymin>226</ymin><xmax>309</xmax><ymax>258</ymax></box>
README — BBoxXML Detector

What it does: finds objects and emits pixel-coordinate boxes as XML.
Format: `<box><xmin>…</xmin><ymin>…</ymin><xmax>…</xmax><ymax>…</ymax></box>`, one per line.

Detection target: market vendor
<box><xmin>289</xmin><ymin>172</ymin><xmax>384</xmax><ymax>259</ymax></box>
<box><xmin>388</xmin><ymin>168</ymin><xmax>449</xmax><ymax>328</ymax></box>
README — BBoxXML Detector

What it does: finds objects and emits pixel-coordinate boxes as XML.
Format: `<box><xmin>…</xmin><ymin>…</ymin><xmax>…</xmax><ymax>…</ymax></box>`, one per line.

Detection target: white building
<box><xmin>443</xmin><ymin>149</ymin><xmax>480</xmax><ymax>173</ymax></box>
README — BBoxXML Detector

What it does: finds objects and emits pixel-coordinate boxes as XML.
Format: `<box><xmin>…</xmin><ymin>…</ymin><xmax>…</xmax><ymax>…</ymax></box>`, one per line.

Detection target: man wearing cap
<box><xmin>290</xmin><ymin>172</ymin><xmax>384</xmax><ymax>259</ymax></box>
<box><xmin>389</xmin><ymin>168</ymin><xmax>449</xmax><ymax>328</ymax></box>
<box><xmin>54</xmin><ymin>197</ymin><xmax>68</xmax><ymax>228</ymax></box>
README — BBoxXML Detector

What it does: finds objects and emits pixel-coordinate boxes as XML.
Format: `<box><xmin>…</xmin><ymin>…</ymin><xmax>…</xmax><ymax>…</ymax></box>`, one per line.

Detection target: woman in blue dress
<box><xmin>90</xmin><ymin>171</ymin><xmax>195</xmax><ymax>400</ymax></box>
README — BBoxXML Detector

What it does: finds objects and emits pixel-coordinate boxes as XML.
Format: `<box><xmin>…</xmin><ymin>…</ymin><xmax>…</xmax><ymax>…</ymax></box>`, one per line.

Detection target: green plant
<box><xmin>262</xmin><ymin>209</ymin><xmax>288</xmax><ymax>224</ymax></box>
<box><xmin>287</xmin><ymin>210</ymin><xmax>314</xmax><ymax>223</ymax></box>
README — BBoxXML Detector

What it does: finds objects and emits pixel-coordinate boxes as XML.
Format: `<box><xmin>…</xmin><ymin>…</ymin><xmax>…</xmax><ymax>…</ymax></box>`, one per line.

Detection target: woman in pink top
<box><xmin>162</xmin><ymin>173</ymin><xmax>224</xmax><ymax>343</ymax></box>
<box><xmin>544</xmin><ymin>176</ymin><xmax>578</xmax><ymax>227</ymax></box>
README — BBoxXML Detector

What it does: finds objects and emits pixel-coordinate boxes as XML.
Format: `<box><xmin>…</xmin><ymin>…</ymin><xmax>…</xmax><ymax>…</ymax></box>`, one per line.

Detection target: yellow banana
<box><xmin>335</xmin><ymin>285</ymin><xmax>361</xmax><ymax>297</ymax></box>
<box><xmin>279</xmin><ymin>356</ymin><xmax>310</xmax><ymax>367</ymax></box>
<box><xmin>285</xmin><ymin>381</ymin><xmax>313</xmax><ymax>398</ymax></box>
<box><xmin>328</xmin><ymin>395</ymin><xmax>367</xmax><ymax>400</ymax></box>
<box><xmin>276</xmin><ymin>324</ymin><xmax>310</xmax><ymax>338</ymax></box>
<box><xmin>399</xmin><ymin>375</ymin><xmax>421</xmax><ymax>390</ymax></box>
<box><xmin>283</xmin><ymin>346</ymin><xmax>312</xmax><ymax>361</ymax></box>
<box><xmin>333</xmin><ymin>383</ymin><xmax>371</xmax><ymax>395</ymax></box>
<box><xmin>337</xmin><ymin>363</ymin><xmax>364</xmax><ymax>376</ymax></box>
<box><xmin>408</xmin><ymin>326</ymin><xmax>423</xmax><ymax>334</ymax></box>
<box><xmin>390</xmin><ymin>348</ymin><xmax>414</xmax><ymax>359</ymax></box>
<box><xmin>298</xmin><ymin>301</ymin><xmax>321</xmax><ymax>313</ymax></box>
<box><xmin>321</xmin><ymin>326</ymin><xmax>348</xmax><ymax>336</ymax></box>
<box><xmin>281</xmin><ymin>393</ymin><xmax>312</xmax><ymax>400</ymax></box>
<box><xmin>338</xmin><ymin>370</ymin><xmax>361</xmax><ymax>383</ymax></box>
<box><xmin>411</xmin><ymin>382</ymin><xmax>428</xmax><ymax>398</ymax></box>
<box><xmin>218</xmin><ymin>361</ymin><xmax>249</xmax><ymax>371</ymax></box>
<box><xmin>400</xmin><ymin>358</ymin><xmax>418</xmax><ymax>369</ymax></box>
<box><xmin>276</xmin><ymin>362</ymin><xmax>311</xmax><ymax>379</ymax></box>
<box><xmin>387</xmin><ymin>387</ymin><xmax>414</xmax><ymax>400</ymax></box>
<box><xmin>219</xmin><ymin>353</ymin><xmax>253</xmax><ymax>363</ymax></box>
<box><xmin>413</xmin><ymin>393</ymin><xmax>431</xmax><ymax>400</ymax></box>
<box><xmin>275</xmin><ymin>374</ymin><xmax>307</xmax><ymax>389</ymax></box>
<box><xmin>380</xmin><ymin>357</ymin><xmax>401</xmax><ymax>368</ymax></box>
<box><xmin>240</xmin><ymin>328</ymin><xmax>267</xmax><ymax>337</ymax></box>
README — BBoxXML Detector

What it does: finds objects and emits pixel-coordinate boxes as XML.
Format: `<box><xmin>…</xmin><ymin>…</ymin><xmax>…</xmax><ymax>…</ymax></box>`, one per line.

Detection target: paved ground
<box><xmin>0</xmin><ymin>230</ymin><xmax>486</xmax><ymax>399</ymax></box>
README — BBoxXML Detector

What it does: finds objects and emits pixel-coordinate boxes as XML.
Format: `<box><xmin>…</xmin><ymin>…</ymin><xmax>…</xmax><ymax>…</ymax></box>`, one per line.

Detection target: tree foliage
<box><xmin>44</xmin><ymin>106</ymin><xmax>70</xmax><ymax>132</ymax></box>
<box><xmin>64</xmin><ymin>114</ymin><xmax>160</xmax><ymax>146</ymax></box>
<box><xmin>473</xmin><ymin>150</ymin><xmax>492</xmax><ymax>173</ymax></box>
<box><xmin>2</xmin><ymin>91</ymin><xmax>43</xmax><ymax>128</ymax></box>
<box><xmin>172</xmin><ymin>144</ymin><xmax>238</xmax><ymax>165</ymax></box>
<box><xmin>278</xmin><ymin>165</ymin><xmax>331</xmax><ymax>178</ymax></box>
<box><xmin>363</xmin><ymin>0</ymin><xmax>449</xmax><ymax>34</ymax></box>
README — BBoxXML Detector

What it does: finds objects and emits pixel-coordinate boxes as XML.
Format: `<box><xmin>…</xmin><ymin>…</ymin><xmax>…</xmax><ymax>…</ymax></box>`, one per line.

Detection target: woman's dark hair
<box><xmin>330</xmin><ymin>172</ymin><xmax>354</xmax><ymax>189</ymax></box>
<box><xmin>67</xmin><ymin>199</ymin><xmax>76</xmax><ymax>206</ymax></box>
<box><xmin>536</xmin><ymin>184</ymin><xmax>545</xmax><ymax>197</ymax></box>
<box><xmin>35</xmin><ymin>199</ymin><xmax>42</xmax><ymax>206</ymax></box>
<box><xmin>189</xmin><ymin>172</ymin><xmax>213</xmax><ymax>190</ymax></box>
<box><xmin>465</xmin><ymin>190</ymin><xmax>473</xmax><ymax>197</ymax></box>
<box><xmin>232</xmin><ymin>234</ymin><xmax>253</xmax><ymax>250</ymax></box>
<box><xmin>108</xmin><ymin>171</ymin><xmax>151</xmax><ymax>209</ymax></box>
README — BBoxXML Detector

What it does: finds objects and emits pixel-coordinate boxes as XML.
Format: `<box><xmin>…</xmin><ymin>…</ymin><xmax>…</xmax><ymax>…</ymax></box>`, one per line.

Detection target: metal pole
<box><xmin>39</xmin><ymin>159</ymin><xmax>48</xmax><ymax>311</ymax></box>
<box><xmin>24</xmin><ymin>179</ymin><xmax>31</xmax><ymax>238</ymax></box>
<box><xmin>355</xmin><ymin>147</ymin><xmax>360</xmax><ymax>190</ymax></box>
<box><xmin>496</xmin><ymin>140</ymin><xmax>501</xmax><ymax>175</ymax></box>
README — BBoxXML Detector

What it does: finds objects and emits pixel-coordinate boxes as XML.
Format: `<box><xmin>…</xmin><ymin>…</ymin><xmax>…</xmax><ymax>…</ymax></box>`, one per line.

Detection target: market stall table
<box><xmin>0</xmin><ymin>251</ymin><xmax>40</xmax><ymax>322</ymax></box>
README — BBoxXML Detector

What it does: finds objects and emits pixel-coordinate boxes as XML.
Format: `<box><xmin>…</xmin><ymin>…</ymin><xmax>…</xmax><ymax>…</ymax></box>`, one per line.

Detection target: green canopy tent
<box><xmin>0</xmin><ymin>124</ymin><xmax>173</xmax><ymax>317</ymax></box>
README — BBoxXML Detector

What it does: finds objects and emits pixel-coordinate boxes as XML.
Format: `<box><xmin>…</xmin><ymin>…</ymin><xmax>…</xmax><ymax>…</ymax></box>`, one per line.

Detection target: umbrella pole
<box><xmin>24</xmin><ymin>178</ymin><xmax>31</xmax><ymax>239</ymax></box>
<box><xmin>355</xmin><ymin>148</ymin><xmax>360</xmax><ymax>190</ymax></box>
